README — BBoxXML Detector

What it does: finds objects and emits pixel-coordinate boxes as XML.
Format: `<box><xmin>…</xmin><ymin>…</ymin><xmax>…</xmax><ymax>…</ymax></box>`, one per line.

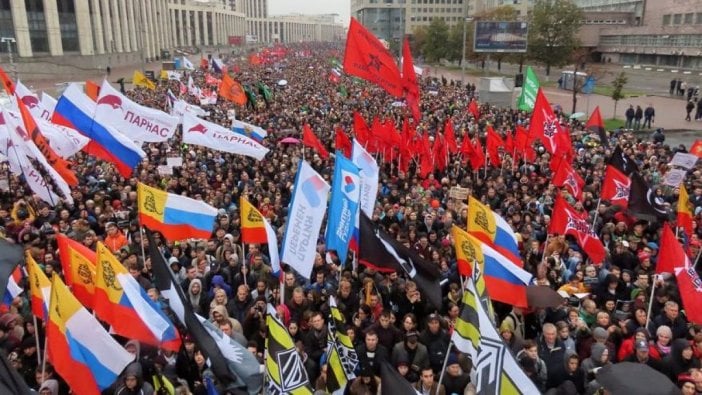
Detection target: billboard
<box><xmin>474</xmin><ymin>21</ymin><xmax>528</xmax><ymax>53</ymax></box>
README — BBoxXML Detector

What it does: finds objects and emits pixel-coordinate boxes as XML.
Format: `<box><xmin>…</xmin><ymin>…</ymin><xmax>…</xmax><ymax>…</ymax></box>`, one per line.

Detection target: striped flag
<box><xmin>326</xmin><ymin>296</ymin><xmax>358</xmax><ymax>392</ymax></box>
<box><xmin>458</xmin><ymin>266</ymin><xmax>540</xmax><ymax>395</ymax></box>
<box><xmin>678</xmin><ymin>184</ymin><xmax>694</xmax><ymax>238</ymax></box>
<box><xmin>265</xmin><ymin>304</ymin><xmax>313</xmax><ymax>395</ymax></box>
<box><xmin>26</xmin><ymin>253</ymin><xmax>51</xmax><ymax>320</ymax></box>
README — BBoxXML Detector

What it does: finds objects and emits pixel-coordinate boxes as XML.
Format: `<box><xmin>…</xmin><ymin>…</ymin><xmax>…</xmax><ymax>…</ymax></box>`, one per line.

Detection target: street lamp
<box><xmin>461</xmin><ymin>17</ymin><xmax>474</xmax><ymax>85</ymax></box>
<box><xmin>1</xmin><ymin>37</ymin><xmax>17</xmax><ymax>80</ymax></box>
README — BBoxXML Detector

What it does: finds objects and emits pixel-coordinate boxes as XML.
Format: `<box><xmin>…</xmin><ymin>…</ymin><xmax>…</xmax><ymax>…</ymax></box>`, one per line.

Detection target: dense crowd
<box><xmin>2</xmin><ymin>42</ymin><xmax>702</xmax><ymax>395</ymax></box>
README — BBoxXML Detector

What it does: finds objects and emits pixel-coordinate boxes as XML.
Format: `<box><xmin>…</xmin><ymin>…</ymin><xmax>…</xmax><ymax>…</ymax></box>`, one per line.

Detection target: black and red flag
<box><xmin>585</xmin><ymin>106</ymin><xmax>608</xmax><ymax>148</ymax></box>
<box><xmin>343</xmin><ymin>18</ymin><xmax>403</xmax><ymax>97</ymax></box>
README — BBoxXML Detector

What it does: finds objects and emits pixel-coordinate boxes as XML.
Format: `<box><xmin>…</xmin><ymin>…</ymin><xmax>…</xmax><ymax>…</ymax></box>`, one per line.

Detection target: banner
<box><xmin>280</xmin><ymin>161</ymin><xmax>330</xmax><ymax>279</ymax></box>
<box><xmin>325</xmin><ymin>155</ymin><xmax>361</xmax><ymax>264</ymax></box>
<box><xmin>15</xmin><ymin>81</ymin><xmax>52</xmax><ymax>121</ymax></box>
<box><xmin>172</xmin><ymin>100</ymin><xmax>209</xmax><ymax>122</ymax></box>
<box><xmin>351</xmin><ymin>140</ymin><xmax>379</xmax><ymax>217</ymax></box>
<box><xmin>95</xmin><ymin>81</ymin><xmax>178</xmax><ymax>142</ymax></box>
<box><xmin>182</xmin><ymin>113</ymin><xmax>269</xmax><ymax>160</ymax></box>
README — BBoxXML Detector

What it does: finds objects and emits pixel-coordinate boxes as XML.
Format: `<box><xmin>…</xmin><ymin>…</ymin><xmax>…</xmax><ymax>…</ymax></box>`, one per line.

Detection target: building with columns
<box><xmin>0</xmin><ymin>0</ymin><xmax>343</xmax><ymax>78</ymax></box>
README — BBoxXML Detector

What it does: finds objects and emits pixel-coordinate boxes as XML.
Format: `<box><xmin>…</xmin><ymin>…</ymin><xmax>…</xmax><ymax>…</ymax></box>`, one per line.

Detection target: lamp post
<box><xmin>1</xmin><ymin>37</ymin><xmax>17</xmax><ymax>80</ymax></box>
<box><xmin>461</xmin><ymin>17</ymin><xmax>474</xmax><ymax>85</ymax></box>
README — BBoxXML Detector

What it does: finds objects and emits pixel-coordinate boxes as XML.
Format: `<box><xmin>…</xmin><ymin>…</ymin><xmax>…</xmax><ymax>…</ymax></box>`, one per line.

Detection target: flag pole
<box><xmin>435</xmin><ymin>340</ymin><xmax>453</xmax><ymax>395</ymax></box>
<box><xmin>241</xmin><ymin>241</ymin><xmax>247</xmax><ymax>288</ymax></box>
<box><xmin>140</xmin><ymin>226</ymin><xmax>148</xmax><ymax>267</ymax></box>
<box><xmin>645</xmin><ymin>274</ymin><xmax>658</xmax><ymax>327</ymax></box>
<box><xmin>590</xmin><ymin>197</ymin><xmax>602</xmax><ymax>234</ymax></box>
<box><xmin>693</xmin><ymin>247</ymin><xmax>702</xmax><ymax>270</ymax></box>
<box><xmin>41</xmin><ymin>325</ymin><xmax>48</xmax><ymax>380</ymax></box>
<box><xmin>32</xmin><ymin>315</ymin><xmax>41</xmax><ymax>367</ymax></box>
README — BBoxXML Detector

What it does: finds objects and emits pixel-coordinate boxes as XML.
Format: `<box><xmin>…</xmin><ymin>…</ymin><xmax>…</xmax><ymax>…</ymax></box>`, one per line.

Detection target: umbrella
<box><xmin>570</xmin><ymin>112</ymin><xmax>586</xmax><ymax>119</ymax></box>
<box><xmin>277</xmin><ymin>79</ymin><xmax>288</xmax><ymax>86</ymax></box>
<box><xmin>526</xmin><ymin>286</ymin><xmax>565</xmax><ymax>308</ymax></box>
<box><xmin>596</xmin><ymin>362</ymin><xmax>679</xmax><ymax>395</ymax></box>
<box><xmin>279</xmin><ymin>137</ymin><xmax>299</xmax><ymax>144</ymax></box>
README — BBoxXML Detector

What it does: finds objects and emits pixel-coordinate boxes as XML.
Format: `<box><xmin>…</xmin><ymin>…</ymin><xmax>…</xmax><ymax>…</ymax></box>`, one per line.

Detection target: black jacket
<box><xmin>355</xmin><ymin>343</ymin><xmax>389</xmax><ymax>377</ymax></box>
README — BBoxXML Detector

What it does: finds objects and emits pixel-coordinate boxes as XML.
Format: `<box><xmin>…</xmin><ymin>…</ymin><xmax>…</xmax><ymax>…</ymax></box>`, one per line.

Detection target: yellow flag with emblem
<box><xmin>133</xmin><ymin>70</ymin><xmax>156</xmax><ymax>90</ymax></box>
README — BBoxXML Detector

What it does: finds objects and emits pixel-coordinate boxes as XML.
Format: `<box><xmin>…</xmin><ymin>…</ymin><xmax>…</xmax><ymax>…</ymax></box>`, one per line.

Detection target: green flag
<box><xmin>338</xmin><ymin>85</ymin><xmax>348</xmax><ymax>98</ymax></box>
<box><xmin>257</xmin><ymin>81</ymin><xmax>272</xmax><ymax>104</ymax></box>
<box><xmin>517</xmin><ymin>66</ymin><xmax>539</xmax><ymax>111</ymax></box>
<box><xmin>243</xmin><ymin>84</ymin><xmax>257</xmax><ymax>107</ymax></box>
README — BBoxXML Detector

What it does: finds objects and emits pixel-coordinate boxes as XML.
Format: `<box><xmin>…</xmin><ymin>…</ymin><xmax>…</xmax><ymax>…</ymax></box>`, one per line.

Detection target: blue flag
<box><xmin>325</xmin><ymin>153</ymin><xmax>361</xmax><ymax>265</ymax></box>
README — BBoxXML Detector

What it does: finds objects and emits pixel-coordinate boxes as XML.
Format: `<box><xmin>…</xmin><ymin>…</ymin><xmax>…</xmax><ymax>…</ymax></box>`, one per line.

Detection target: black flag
<box><xmin>628</xmin><ymin>172</ymin><xmax>668</xmax><ymax>221</ymax></box>
<box><xmin>380</xmin><ymin>361</ymin><xmax>420</xmax><ymax>395</ymax></box>
<box><xmin>0</xmin><ymin>239</ymin><xmax>23</xmax><ymax>300</ymax></box>
<box><xmin>607</xmin><ymin>145</ymin><xmax>639</xmax><ymax>175</ymax></box>
<box><xmin>146</xmin><ymin>228</ymin><xmax>248</xmax><ymax>393</ymax></box>
<box><xmin>358</xmin><ymin>213</ymin><xmax>442</xmax><ymax>309</ymax></box>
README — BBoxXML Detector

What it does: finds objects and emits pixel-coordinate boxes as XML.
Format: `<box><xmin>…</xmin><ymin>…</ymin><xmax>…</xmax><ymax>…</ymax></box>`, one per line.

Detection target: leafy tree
<box><xmin>528</xmin><ymin>0</ymin><xmax>584</xmax><ymax>75</ymax></box>
<box><xmin>421</xmin><ymin>18</ymin><xmax>450</xmax><ymax>62</ymax></box>
<box><xmin>611</xmin><ymin>71</ymin><xmax>628</xmax><ymax>119</ymax></box>
<box><xmin>446</xmin><ymin>23</ymin><xmax>463</xmax><ymax>63</ymax></box>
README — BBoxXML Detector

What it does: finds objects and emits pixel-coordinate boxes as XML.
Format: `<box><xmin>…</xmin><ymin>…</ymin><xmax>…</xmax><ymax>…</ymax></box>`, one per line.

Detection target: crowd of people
<box><xmin>1</xmin><ymin>41</ymin><xmax>702</xmax><ymax>395</ymax></box>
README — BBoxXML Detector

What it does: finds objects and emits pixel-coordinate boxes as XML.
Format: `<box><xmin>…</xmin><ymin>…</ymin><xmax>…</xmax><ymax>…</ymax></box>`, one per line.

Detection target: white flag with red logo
<box><xmin>548</xmin><ymin>195</ymin><xmax>605</xmax><ymax>264</ymax></box>
<box><xmin>14</xmin><ymin>81</ymin><xmax>53</xmax><ymax>121</ymax></box>
<box><xmin>95</xmin><ymin>80</ymin><xmax>179</xmax><ymax>142</ymax></box>
<box><xmin>182</xmin><ymin>113</ymin><xmax>269</xmax><ymax>160</ymax></box>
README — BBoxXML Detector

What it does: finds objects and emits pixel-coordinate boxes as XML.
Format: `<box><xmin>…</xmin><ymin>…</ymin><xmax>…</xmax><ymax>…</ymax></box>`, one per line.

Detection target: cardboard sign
<box><xmin>449</xmin><ymin>187</ymin><xmax>471</xmax><ymax>200</ymax></box>
<box><xmin>670</xmin><ymin>152</ymin><xmax>699</xmax><ymax>169</ymax></box>
<box><xmin>157</xmin><ymin>165</ymin><xmax>173</xmax><ymax>175</ymax></box>
<box><xmin>166</xmin><ymin>157</ymin><xmax>183</xmax><ymax>168</ymax></box>
<box><xmin>662</xmin><ymin>168</ymin><xmax>687</xmax><ymax>187</ymax></box>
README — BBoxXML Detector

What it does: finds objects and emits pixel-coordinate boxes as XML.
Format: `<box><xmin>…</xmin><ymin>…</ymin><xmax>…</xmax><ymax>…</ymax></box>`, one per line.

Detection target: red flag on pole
<box><xmin>444</xmin><ymin>119</ymin><xmax>458</xmax><ymax>154</ymax></box>
<box><xmin>675</xmin><ymin>266</ymin><xmax>702</xmax><ymax>324</ymax></box>
<box><xmin>471</xmin><ymin>137</ymin><xmax>485</xmax><ymax>171</ymax></box>
<box><xmin>402</xmin><ymin>37</ymin><xmax>421</xmax><ymax>121</ymax></box>
<box><xmin>301</xmin><ymin>124</ymin><xmax>329</xmax><ymax>159</ymax></box>
<box><xmin>514</xmin><ymin>125</ymin><xmax>536</xmax><ymax>163</ymax></box>
<box><xmin>549</xmin><ymin>195</ymin><xmax>606</xmax><ymax>264</ymax></box>
<box><xmin>343</xmin><ymin>17</ymin><xmax>403</xmax><ymax>97</ymax></box>
<box><xmin>657</xmin><ymin>224</ymin><xmax>686</xmax><ymax>274</ymax></box>
<box><xmin>601</xmin><ymin>165</ymin><xmax>631</xmax><ymax>208</ymax></box>
<box><xmin>552</xmin><ymin>160</ymin><xmax>585</xmax><ymax>201</ymax></box>
<box><xmin>468</xmin><ymin>99</ymin><xmax>480</xmax><ymax>120</ymax></box>
<box><xmin>334</xmin><ymin>127</ymin><xmax>352</xmax><ymax>158</ymax></box>
<box><xmin>486</xmin><ymin>125</ymin><xmax>504</xmax><ymax>167</ymax></box>
<box><xmin>529</xmin><ymin>88</ymin><xmax>568</xmax><ymax>155</ymax></box>
<box><xmin>691</xmin><ymin>140</ymin><xmax>702</xmax><ymax>158</ymax></box>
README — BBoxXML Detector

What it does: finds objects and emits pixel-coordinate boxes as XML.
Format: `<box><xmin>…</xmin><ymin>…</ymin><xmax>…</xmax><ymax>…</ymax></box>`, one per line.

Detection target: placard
<box><xmin>166</xmin><ymin>157</ymin><xmax>183</xmax><ymax>168</ymax></box>
<box><xmin>670</xmin><ymin>152</ymin><xmax>699</xmax><ymax>169</ymax></box>
<box><xmin>157</xmin><ymin>165</ymin><xmax>173</xmax><ymax>175</ymax></box>
<box><xmin>662</xmin><ymin>168</ymin><xmax>687</xmax><ymax>187</ymax></box>
<box><xmin>449</xmin><ymin>187</ymin><xmax>471</xmax><ymax>200</ymax></box>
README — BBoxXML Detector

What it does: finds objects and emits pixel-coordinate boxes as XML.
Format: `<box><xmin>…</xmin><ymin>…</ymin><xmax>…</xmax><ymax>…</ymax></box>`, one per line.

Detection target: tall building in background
<box><xmin>0</xmin><ymin>0</ymin><xmax>343</xmax><ymax>78</ymax></box>
<box><xmin>350</xmin><ymin>0</ymin><xmax>471</xmax><ymax>44</ymax></box>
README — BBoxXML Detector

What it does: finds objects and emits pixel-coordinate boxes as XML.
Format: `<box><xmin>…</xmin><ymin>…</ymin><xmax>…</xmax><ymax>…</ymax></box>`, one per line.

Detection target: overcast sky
<box><xmin>268</xmin><ymin>0</ymin><xmax>350</xmax><ymax>24</ymax></box>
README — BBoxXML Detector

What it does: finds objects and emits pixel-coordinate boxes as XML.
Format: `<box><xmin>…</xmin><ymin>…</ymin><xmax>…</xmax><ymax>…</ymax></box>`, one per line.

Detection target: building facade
<box><xmin>351</xmin><ymin>0</ymin><xmax>470</xmax><ymax>43</ymax></box>
<box><xmin>0</xmin><ymin>0</ymin><xmax>343</xmax><ymax>78</ymax></box>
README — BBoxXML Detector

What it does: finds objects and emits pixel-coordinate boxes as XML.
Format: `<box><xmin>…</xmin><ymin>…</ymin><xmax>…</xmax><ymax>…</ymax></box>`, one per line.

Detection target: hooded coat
<box><xmin>665</xmin><ymin>338</ymin><xmax>701</xmax><ymax>380</ymax></box>
<box><xmin>115</xmin><ymin>361</ymin><xmax>155</xmax><ymax>395</ymax></box>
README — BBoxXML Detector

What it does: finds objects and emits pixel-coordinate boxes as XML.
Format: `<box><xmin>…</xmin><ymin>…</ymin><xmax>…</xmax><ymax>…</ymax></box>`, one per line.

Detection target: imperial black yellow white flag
<box><xmin>265</xmin><ymin>304</ymin><xmax>313</xmax><ymax>395</ymax></box>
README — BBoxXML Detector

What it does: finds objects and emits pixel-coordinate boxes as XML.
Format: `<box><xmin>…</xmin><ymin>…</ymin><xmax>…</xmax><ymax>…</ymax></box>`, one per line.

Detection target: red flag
<box><xmin>402</xmin><ymin>37</ymin><xmax>420</xmax><ymax>121</ymax></box>
<box><xmin>658</xmin><ymin>224</ymin><xmax>686</xmax><ymax>274</ymax></box>
<box><xmin>676</xmin><ymin>266</ymin><xmax>702</xmax><ymax>324</ymax></box>
<box><xmin>335</xmin><ymin>127</ymin><xmax>352</xmax><ymax>158</ymax></box>
<box><xmin>514</xmin><ymin>125</ymin><xmax>536</xmax><ymax>162</ymax></box>
<box><xmin>444</xmin><ymin>119</ymin><xmax>458</xmax><ymax>154</ymax></box>
<box><xmin>419</xmin><ymin>132</ymin><xmax>433</xmax><ymax>178</ymax></box>
<box><xmin>200</xmin><ymin>58</ymin><xmax>209</xmax><ymax>69</ymax></box>
<box><xmin>15</xmin><ymin>92</ymin><xmax>79</xmax><ymax>187</ymax></box>
<box><xmin>529</xmin><ymin>88</ymin><xmax>568</xmax><ymax>155</ymax></box>
<box><xmin>691</xmin><ymin>140</ymin><xmax>702</xmax><ymax>158</ymax></box>
<box><xmin>353</xmin><ymin>111</ymin><xmax>374</xmax><ymax>152</ymax></box>
<box><xmin>248</xmin><ymin>54</ymin><xmax>261</xmax><ymax>65</ymax></box>
<box><xmin>504</xmin><ymin>130</ymin><xmax>514</xmax><ymax>157</ymax></box>
<box><xmin>0</xmin><ymin>66</ymin><xmax>15</xmax><ymax>94</ymax></box>
<box><xmin>399</xmin><ymin>119</ymin><xmax>413</xmax><ymax>173</ymax></box>
<box><xmin>468</xmin><ymin>99</ymin><xmax>480</xmax><ymax>120</ymax></box>
<box><xmin>601</xmin><ymin>165</ymin><xmax>630</xmax><ymax>208</ymax></box>
<box><xmin>585</xmin><ymin>106</ymin><xmax>608</xmax><ymax>147</ymax></box>
<box><xmin>549</xmin><ymin>196</ymin><xmax>606</xmax><ymax>264</ymax></box>
<box><xmin>301</xmin><ymin>124</ymin><xmax>329</xmax><ymax>159</ymax></box>
<box><xmin>343</xmin><ymin>17</ymin><xmax>403</xmax><ymax>97</ymax></box>
<box><xmin>433</xmin><ymin>133</ymin><xmax>448</xmax><ymax>172</ymax></box>
<box><xmin>486</xmin><ymin>125</ymin><xmax>504</xmax><ymax>167</ymax></box>
<box><xmin>471</xmin><ymin>137</ymin><xmax>485</xmax><ymax>171</ymax></box>
<box><xmin>552</xmin><ymin>160</ymin><xmax>585</xmax><ymax>201</ymax></box>
<box><xmin>459</xmin><ymin>136</ymin><xmax>474</xmax><ymax>166</ymax></box>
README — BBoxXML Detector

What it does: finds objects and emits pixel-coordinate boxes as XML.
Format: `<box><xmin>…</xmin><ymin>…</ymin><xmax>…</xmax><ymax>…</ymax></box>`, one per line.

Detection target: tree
<box><xmin>611</xmin><ymin>72</ymin><xmax>628</xmax><ymax>119</ymax></box>
<box><xmin>446</xmin><ymin>23</ymin><xmax>463</xmax><ymax>63</ymax></box>
<box><xmin>528</xmin><ymin>0</ymin><xmax>584</xmax><ymax>76</ymax></box>
<box><xmin>421</xmin><ymin>18</ymin><xmax>450</xmax><ymax>63</ymax></box>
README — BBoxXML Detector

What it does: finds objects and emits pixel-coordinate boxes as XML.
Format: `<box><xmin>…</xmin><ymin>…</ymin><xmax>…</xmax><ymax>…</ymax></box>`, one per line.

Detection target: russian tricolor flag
<box><xmin>2</xmin><ymin>266</ymin><xmax>23</xmax><ymax>306</ymax></box>
<box><xmin>52</xmin><ymin>84</ymin><xmax>145</xmax><ymax>177</ymax></box>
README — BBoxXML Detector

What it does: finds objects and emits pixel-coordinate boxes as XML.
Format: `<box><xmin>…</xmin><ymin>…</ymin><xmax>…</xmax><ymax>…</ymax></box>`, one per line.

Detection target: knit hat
<box><xmin>592</xmin><ymin>327</ymin><xmax>608</xmax><ymax>342</ymax></box>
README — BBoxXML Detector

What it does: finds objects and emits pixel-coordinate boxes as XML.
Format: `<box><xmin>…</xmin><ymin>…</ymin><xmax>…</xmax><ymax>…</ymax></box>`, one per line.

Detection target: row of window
<box><xmin>600</xmin><ymin>34</ymin><xmax>702</xmax><ymax>48</ymax></box>
<box><xmin>410</xmin><ymin>7</ymin><xmax>463</xmax><ymax>13</ymax></box>
<box><xmin>584</xmin><ymin>19</ymin><xmax>627</xmax><ymax>25</ymax></box>
<box><xmin>368</xmin><ymin>0</ymin><xmax>463</xmax><ymax>3</ymax></box>
<box><xmin>662</xmin><ymin>13</ymin><xmax>702</xmax><ymax>26</ymax></box>
<box><xmin>409</xmin><ymin>15</ymin><xmax>464</xmax><ymax>22</ymax></box>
